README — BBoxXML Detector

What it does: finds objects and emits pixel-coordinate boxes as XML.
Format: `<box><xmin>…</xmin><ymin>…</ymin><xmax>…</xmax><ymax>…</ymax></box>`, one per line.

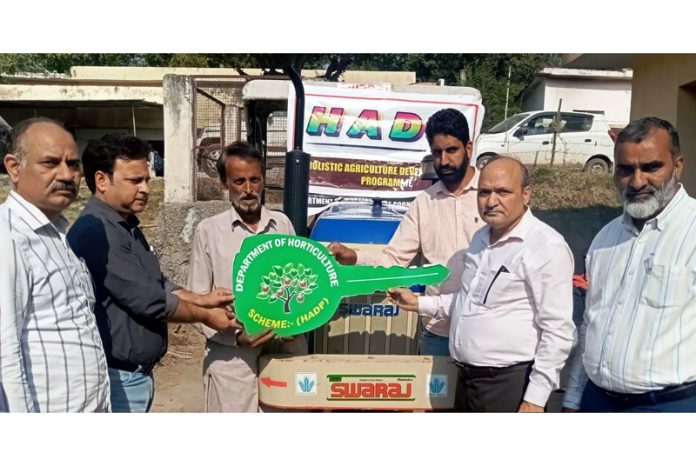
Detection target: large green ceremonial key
<box><xmin>232</xmin><ymin>234</ymin><xmax>449</xmax><ymax>337</ymax></box>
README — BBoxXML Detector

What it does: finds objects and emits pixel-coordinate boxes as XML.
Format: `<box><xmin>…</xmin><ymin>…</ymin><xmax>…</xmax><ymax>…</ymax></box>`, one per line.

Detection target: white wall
<box><xmin>0</xmin><ymin>84</ymin><xmax>163</xmax><ymax>105</ymax></box>
<box><xmin>163</xmin><ymin>75</ymin><xmax>196</xmax><ymax>203</ymax></box>
<box><xmin>543</xmin><ymin>78</ymin><xmax>631</xmax><ymax>127</ymax></box>
<box><xmin>630</xmin><ymin>55</ymin><xmax>696</xmax><ymax>194</ymax></box>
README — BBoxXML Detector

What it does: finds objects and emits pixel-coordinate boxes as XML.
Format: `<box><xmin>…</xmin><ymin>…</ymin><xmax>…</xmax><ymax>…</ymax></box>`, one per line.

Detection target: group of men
<box><xmin>0</xmin><ymin>118</ymin><xmax>298</xmax><ymax>412</ymax></box>
<box><xmin>330</xmin><ymin>109</ymin><xmax>574</xmax><ymax>412</ymax></box>
<box><xmin>1</xmin><ymin>106</ymin><xmax>695</xmax><ymax>413</ymax></box>
<box><xmin>333</xmin><ymin>110</ymin><xmax>696</xmax><ymax>413</ymax></box>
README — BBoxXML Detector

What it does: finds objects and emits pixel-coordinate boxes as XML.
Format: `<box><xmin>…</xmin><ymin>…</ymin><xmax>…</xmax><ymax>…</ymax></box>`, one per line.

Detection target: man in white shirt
<box><xmin>0</xmin><ymin>118</ymin><xmax>110</xmax><ymax>412</ymax></box>
<box><xmin>329</xmin><ymin>108</ymin><xmax>482</xmax><ymax>356</ymax></box>
<box><xmin>563</xmin><ymin>117</ymin><xmax>696</xmax><ymax>412</ymax></box>
<box><xmin>390</xmin><ymin>156</ymin><xmax>575</xmax><ymax>412</ymax></box>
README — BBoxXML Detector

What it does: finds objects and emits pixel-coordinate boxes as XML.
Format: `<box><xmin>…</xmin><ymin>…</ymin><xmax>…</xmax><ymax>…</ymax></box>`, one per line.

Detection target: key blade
<box><xmin>340</xmin><ymin>264</ymin><xmax>449</xmax><ymax>296</ymax></box>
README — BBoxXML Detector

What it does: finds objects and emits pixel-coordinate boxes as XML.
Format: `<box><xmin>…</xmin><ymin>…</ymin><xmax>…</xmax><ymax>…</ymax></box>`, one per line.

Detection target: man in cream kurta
<box><xmin>187</xmin><ymin>141</ymin><xmax>306</xmax><ymax>412</ymax></box>
<box><xmin>329</xmin><ymin>108</ymin><xmax>482</xmax><ymax>355</ymax></box>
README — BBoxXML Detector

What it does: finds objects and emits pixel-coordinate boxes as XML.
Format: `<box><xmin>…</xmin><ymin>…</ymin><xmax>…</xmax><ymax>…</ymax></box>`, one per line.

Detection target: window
<box><xmin>487</xmin><ymin>113</ymin><xmax>529</xmax><ymax>134</ymax></box>
<box><xmin>561</xmin><ymin>113</ymin><xmax>593</xmax><ymax>133</ymax></box>
<box><xmin>523</xmin><ymin>114</ymin><xmax>556</xmax><ymax>135</ymax></box>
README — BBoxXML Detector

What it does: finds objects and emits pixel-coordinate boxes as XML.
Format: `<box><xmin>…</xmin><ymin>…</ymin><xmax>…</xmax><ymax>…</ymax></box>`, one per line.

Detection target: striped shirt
<box><xmin>564</xmin><ymin>186</ymin><xmax>696</xmax><ymax>409</ymax></box>
<box><xmin>0</xmin><ymin>191</ymin><xmax>110</xmax><ymax>412</ymax></box>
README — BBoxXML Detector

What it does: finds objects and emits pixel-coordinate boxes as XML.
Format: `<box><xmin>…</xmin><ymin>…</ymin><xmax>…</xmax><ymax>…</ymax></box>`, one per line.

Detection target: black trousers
<box><xmin>454</xmin><ymin>360</ymin><xmax>534</xmax><ymax>412</ymax></box>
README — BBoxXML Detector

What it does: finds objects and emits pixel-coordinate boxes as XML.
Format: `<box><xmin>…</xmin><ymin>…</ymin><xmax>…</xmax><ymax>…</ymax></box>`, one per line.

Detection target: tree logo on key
<box><xmin>233</xmin><ymin>234</ymin><xmax>449</xmax><ymax>337</ymax></box>
<box><xmin>258</xmin><ymin>263</ymin><xmax>319</xmax><ymax>314</ymax></box>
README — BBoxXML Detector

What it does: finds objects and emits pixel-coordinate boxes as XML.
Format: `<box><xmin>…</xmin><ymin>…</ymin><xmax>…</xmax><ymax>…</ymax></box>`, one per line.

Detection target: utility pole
<box><xmin>550</xmin><ymin>98</ymin><xmax>562</xmax><ymax>167</ymax></box>
<box><xmin>504</xmin><ymin>65</ymin><xmax>512</xmax><ymax>120</ymax></box>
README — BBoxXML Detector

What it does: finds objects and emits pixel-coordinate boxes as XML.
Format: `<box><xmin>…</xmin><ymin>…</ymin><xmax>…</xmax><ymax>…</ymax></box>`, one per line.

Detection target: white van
<box><xmin>474</xmin><ymin>111</ymin><xmax>616</xmax><ymax>173</ymax></box>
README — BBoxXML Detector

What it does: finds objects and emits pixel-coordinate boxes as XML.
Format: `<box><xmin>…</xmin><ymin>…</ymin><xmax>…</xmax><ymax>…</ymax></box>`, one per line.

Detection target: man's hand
<box><xmin>328</xmin><ymin>242</ymin><xmax>358</xmax><ymax>265</ymax></box>
<box><xmin>518</xmin><ymin>401</ymin><xmax>544</xmax><ymax>413</ymax></box>
<box><xmin>197</xmin><ymin>288</ymin><xmax>234</xmax><ymax>308</ymax></box>
<box><xmin>204</xmin><ymin>307</ymin><xmax>243</xmax><ymax>332</ymax></box>
<box><xmin>237</xmin><ymin>329</ymin><xmax>276</xmax><ymax>348</ymax></box>
<box><xmin>387</xmin><ymin>287</ymin><xmax>419</xmax><ymax>312</ymax></box>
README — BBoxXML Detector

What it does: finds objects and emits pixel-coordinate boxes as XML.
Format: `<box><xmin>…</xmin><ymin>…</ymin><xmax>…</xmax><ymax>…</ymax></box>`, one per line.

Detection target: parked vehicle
<box><xmin>195</xmin><ymin>124</ymin><xmax>222</xmax><ymax>176</ymax></box>
<box><xmin>475</xmin><ymin>111</ymin><xmax>616</xmax><ymax>173</ymax></box>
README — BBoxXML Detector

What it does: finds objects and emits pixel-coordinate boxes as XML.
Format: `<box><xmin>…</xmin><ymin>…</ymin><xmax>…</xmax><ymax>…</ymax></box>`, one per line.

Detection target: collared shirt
<box><xmin>419</xmin><ymin>209</ymin><xmax>576</xmax><ymax>406</ymax></box>
<box><xmin>563</xmin><ymin>186</ymin><xmax>696</xmax><ymax>409</ymax></box>
<box><xmin>0</xmin><ymin>191</ymin><xmax>110</xmax><ymax>412</ymax></box>
<box><xmin>187</xmin><ymin>205</ymin><xmax>296</xmax><ymax>346</ymax></box>
<box><xmin>67</xmin><ymin>196</ymin><xmax>180</xmax><ymax>370</ymax></box>
<box><xmin>356</xmin><ymin>170</ymin><xmax>481</xmax><ymax>337</ymax></box>
<box><xmin>0</xmin><ymin>216</ymin><xmax>9</xmax><ymax>413</ymax></box>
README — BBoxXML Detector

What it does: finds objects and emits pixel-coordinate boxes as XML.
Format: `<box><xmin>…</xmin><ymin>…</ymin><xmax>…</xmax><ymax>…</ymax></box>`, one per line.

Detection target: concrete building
<box><xmin>563</xmin><ymin>54</ymin><xmax>696</xmax><ymax>192</ymax></box>
<box><xmin>520</xmin><ymin>67</ymin><xmax>632</xmax><ymax>129</ymax></box>
<box><xmin>0</xmin><ymin>66</ymin><xmax>416</xmax><ymax>156</ymax></box>
<box><xmin>0</xmin><ymin>66</ymin><xmax>414</xmax><ymax>286</ymax></box>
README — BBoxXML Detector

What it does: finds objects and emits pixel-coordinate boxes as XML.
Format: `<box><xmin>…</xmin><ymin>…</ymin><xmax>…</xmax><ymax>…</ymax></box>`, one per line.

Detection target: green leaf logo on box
<box><xmin>233</xmin><ymin>234</ymin><xmax>449</xmax><ymax>337</ymax></box>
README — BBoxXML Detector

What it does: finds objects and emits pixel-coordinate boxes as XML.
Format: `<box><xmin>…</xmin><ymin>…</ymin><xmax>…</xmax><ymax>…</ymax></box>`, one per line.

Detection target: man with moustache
<box><xmin>389</xmin><ymin>156</ymin><xmax>575</xmax><ymax>412</ymax></box>
<box><xmin>0</xmin><ymin>118</ymin><xmax>110</xmax><ymax>412</ymax></box>
<box><xmin>328</xmin><ymin>108</ymin><xmax>482</xmax><ymax>356</ymax></box>
<box><xmin>67</xmin><ymin>134</ymin><xmax>241</xmax><ymax>413</ymax></box>
<box><xmin>187</xmin><ymin>141</ymin><xmax>305</xmax><ymax>412</ymax></box>
<box><xmin>563</xmin><ymin>117</ymin><xmax>696</xmax><ymax>412</ymax></box>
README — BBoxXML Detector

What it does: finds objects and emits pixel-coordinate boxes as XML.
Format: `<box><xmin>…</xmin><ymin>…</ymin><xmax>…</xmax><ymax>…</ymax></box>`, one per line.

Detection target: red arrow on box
<box><xmin>260</xmin><ymin>377</ymin><xmax>287</xmax><ymax>388</ymax></box>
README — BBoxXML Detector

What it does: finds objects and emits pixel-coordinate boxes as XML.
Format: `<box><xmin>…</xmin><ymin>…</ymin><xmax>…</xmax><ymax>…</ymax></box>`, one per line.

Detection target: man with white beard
<box><xmin>563</xmin><ymin>117</ymin><xmax>696</xmax><ymax>412</ymax></box>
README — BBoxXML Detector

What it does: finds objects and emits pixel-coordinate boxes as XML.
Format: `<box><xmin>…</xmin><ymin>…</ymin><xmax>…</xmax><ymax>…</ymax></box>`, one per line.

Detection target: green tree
<box><xmin>464</xmin><ymin>54</ymin><xmax>561</xmax><ymax>129</ymax></box>
<box><xmin>0</xmin><ymin>53</ymin><xmax>344</xmax><ymax>78</ymax></box>
<box><xmin>0</xmin><ymin>53</ymin><xmax>163</xmax><ymax>75</ymax></box>
<box><xmin>352</xmin><ymin>53</ymin><xmax>473</xmax><ymax>84</ymax></box>
<box><xmin>0</xmin><ymin>53</ymin><xmax>560</xmax><ymax>128</ymax></box>
<box><xmin>352</xmin><ymin>53</ymin><xmax>561</xmax><ymax>130</ymax></box>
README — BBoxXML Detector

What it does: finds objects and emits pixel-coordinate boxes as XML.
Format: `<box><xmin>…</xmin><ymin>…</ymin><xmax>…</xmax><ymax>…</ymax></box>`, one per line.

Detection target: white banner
<box><xmin>288</xmin><ymin>85</ymin><xmax>484</xmax><ymax>210</ymax></box>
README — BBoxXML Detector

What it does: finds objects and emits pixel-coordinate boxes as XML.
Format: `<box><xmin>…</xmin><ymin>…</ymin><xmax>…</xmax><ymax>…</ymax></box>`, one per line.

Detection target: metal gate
<box><xmin>191</xmin><ymin>75</ymin><xmax>290</xmax><ymax>204</ymax></box>
<box><xmin>192</xmin><ymin>76</ymin><xmax>249</xmax><ymax>201</ymax></box>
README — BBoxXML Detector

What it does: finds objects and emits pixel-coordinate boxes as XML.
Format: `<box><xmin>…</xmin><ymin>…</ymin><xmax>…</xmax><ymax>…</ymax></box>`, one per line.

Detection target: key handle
<box><xmin>232</xmin><ymin>234</ymin><xmax>449</xmax><ymax>336</ymax></box>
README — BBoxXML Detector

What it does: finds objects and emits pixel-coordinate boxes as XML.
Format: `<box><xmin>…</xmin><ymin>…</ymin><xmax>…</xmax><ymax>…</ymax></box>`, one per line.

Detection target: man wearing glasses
<box><xmin>390</xmin><ymin>156</ymin><xmax>576</xmax><ymax>412</ymax></box>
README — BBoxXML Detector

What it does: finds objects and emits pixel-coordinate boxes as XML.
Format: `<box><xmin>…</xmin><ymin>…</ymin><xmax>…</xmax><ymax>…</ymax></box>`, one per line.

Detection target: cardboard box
<box><xmin>313</xmin><ymin>242</ymin><xmax>423</xmax><ymax>355</ymax></box>
<box><xmin>258</xmin><ymin>354</ymin><xmax>457</xmax><ymax>411</ymax></box>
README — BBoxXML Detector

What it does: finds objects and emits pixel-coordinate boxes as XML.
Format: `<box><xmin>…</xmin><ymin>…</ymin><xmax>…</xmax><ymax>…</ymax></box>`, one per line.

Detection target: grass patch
<box><xmin>529</xmin><ymin>167</ymin><xmax>620</xmax><ymax>211</ymax></box>
<box><xmin>1</xmin><ymin>168</ymin><xmax>619</xmax><ymax>231</ymax></box>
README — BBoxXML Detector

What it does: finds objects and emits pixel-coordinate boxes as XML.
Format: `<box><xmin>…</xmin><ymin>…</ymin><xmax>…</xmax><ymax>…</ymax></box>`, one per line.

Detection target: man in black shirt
<box><xmin>68</xmin><ymin>134</ymin><xmax>240</xmax><ymax>413</ymax></box>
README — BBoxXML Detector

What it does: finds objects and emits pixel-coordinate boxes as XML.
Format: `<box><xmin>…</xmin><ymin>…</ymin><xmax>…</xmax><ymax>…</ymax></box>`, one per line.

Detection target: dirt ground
<box><xmin>152</xmin><ymin>324</ymin><xmax>206</xmax><ymax>412</ymax></box>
